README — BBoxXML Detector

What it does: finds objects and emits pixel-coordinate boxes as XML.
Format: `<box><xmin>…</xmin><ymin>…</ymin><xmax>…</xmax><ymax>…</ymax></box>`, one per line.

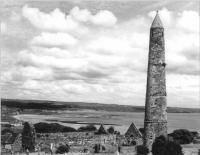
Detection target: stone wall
<box><xmin>35</xmin><ymin>132</ymin><xmax>117</xmax><ymax>153</ymax></box>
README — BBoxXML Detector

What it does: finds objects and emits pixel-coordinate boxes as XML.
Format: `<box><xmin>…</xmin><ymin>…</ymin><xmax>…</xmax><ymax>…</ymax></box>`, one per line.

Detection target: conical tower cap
<box><xmin>151</xmin><ymin>11</ymin><xmax>163</xmax><ymax>28</ymax></box>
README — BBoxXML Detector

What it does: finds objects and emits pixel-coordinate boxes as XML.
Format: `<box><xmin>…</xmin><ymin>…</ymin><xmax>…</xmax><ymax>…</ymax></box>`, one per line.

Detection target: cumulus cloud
<box><xmin>1</xmin><ymin>5</ymin><xmax>199</xmax><ymax>107</ymax></box>
<box><xmin>70</xmin><ymin>7</ymin><xmax>117</xmax><ymax>27</ymax></box>
<box><xmin>1</xmin><ymin>22</ymin><xmax>7</xmax><ymax>34</ymax></box>
<box><xmin>177</xmin><ymin>10</ymin><xmax>199</xmax><ymax>32</ymax></box>
<box><xmin>22</xmin><ymin>5</ymin><xmax>117</xmax><ymax>32</ymax></box>
<box><xmin>31</xmin><ymin>32</ymin><xmax>77</xmax><ymax>47</ymax></box>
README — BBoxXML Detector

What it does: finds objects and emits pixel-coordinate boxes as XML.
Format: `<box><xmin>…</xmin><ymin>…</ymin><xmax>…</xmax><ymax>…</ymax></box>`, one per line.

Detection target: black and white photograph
<box><xmin>1</xmin><ymin>0</ymin><xmax>200</xmax><ymax>154</ymax></box>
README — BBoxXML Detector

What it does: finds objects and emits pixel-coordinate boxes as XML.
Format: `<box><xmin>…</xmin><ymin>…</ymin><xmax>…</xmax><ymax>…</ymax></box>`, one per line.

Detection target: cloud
<box><xmin>90</xmin><ymin>10</ymin><xmax>117</xmax><ymax>27</ymax></box>
<box><xmin>18</xmin><ymin>49</ymin><xmax>87</xmax><ymax>70</ymax></box>
<box><xmin>31</xmin><ymin>32</ymin><xmax>77</xmax><ymax>47</ymax></box>
<box><xmin>1</xmin><ymin>5</ymin><xmax>199</xmax><ymax>107</ymax></box>
<box><xmin>177</xmin><ymin>10</ymin><xmax>199</xmax><ymax>32</ymax></box>
<box><xmin>70</xmin><ymin>7</ymin><xmax>117</xmax><ymax>27</ymax></box>
<box><xmin>22</xmin><ymin>5</ymin><xmax>117</xmax><ymax>32</ymax></box>
<box><xmin>148</xmin><ymin>8</ymin><xmax>199</xmax><ymax>75</ymax></box>
<box><xmin>148</xmin><ymin>8</ymin><xmax>199</xmax><ymax>32</ymax></box>
<box><xmin>1</xmin><ymin>22</ymin><xmax>7</xmax><ymax>34</ymax></box>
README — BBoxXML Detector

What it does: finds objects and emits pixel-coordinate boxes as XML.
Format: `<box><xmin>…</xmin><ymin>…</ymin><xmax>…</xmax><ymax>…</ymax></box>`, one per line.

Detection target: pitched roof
<box><xmin>125</xmin><ymin>122</ymin><xmax>142</xmax><ymax>138</ymax></box>
<box><xmin>151</xmin><ymin>11</ymin><xmax>163</xmax><ymax>28</ymax></box>
<box><xmin>96</xmin><ymin>124</ymin><xmax>107</xmax><ymax>135</ymax></box>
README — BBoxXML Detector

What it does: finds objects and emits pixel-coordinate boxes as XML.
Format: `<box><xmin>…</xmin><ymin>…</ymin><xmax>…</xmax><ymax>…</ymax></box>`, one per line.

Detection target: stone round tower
<box><xmin>143</xmin><ymin>11</ymin><xmax>167</xmax><ymax>150</ymax></box>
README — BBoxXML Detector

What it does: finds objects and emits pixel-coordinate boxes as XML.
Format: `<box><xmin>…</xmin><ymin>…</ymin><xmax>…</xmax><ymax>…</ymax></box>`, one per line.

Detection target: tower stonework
<box><xmin>143</xmin><ymin>12</ymin><xmax>167</xmax><ymax>150</ymax></box>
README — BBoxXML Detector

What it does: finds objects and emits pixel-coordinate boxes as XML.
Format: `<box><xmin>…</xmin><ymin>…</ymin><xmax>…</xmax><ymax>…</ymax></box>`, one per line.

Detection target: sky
<box><xmin>1</xmin><ymin>0</ymin><xmax>199</xmax><ymax>108</ymax></box>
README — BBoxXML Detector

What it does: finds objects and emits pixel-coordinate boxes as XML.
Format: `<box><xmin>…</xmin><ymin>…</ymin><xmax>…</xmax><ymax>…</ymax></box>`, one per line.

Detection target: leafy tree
<box><xmin>34</xmin><ymin>122</ymin><xmax>76</xmax><ymax>133</ymax></box>
<box><xmin>152</xmin><ymin>135</ymin><xmax>183</xmax><ymax>155</ymax></box>
<box><xmin>165</xmin><ymin>141</ymin><xmax>183</xmax><ymax>155</ymax></box>
<box><xmin>169</xmin><ymin>129</ymin><xmax>194</xmax><ymax>144</ymax></box>
<box><xmin>56</xmin><ymin>144</ymin><xmax>70</xmax><ymax>154</ymax></box>
<box><xmin>22</xmin><ymin>122</ymin><xmax>35</xmax><ymax>152</ymax></box>
<box><xmin>152</xmin><ymin>136</ymin><xmax>167</xmax><ymax>155</ymax></box>
<box><xmin>190</xmin><ymin>131</ymin><xmax>199</xmax><ymax>138</ymax></box>
<box><xmin>78</xmin><ymin>125</ymin><xmax>97</xmax><ymax>132</ymax></box>
<box><xmin>107</xmin><ymin>126</ymin><xmax>115</xmax><ymax>134</ymax></box>
<box><xmin>136</xmin><ymin>145</ymin><xmax>149</xmax><ymax>155</ymax></box>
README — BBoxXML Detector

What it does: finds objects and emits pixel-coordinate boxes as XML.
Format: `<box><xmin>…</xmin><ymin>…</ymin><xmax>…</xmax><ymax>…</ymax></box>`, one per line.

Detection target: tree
<box><xmin>34</xmin><ymin>122</ymin><xmax>76</xmax><ymax>133</ymax></box>
<box><xmin>190</xmin><ymin>131</ymin><xmax>199</xmax><ymax>138</ymax></box>
<box><xmin>165</xmin><ymin>141</ymin><xmax>183</xmax><ymax>155</ymax></box>
<box><xmin>107</xmin><ymin>126</ymin><xmax>115</xmax><ymax>134</ymax></box>
<box><xmin>169</xmin><ymin>129</ymin><xmax>194</xmax><ymax>144</ymax></box>
<box><xmin>114</xmin><ymin>131</ymin><xmax>120</xmax><ymax>135</ymax></box>
<box><xmin>56</xmin><ymin>144</ymin><xmax>70</xmax><ymax>154</ymax></box>
<box><xmin>22</xmin><ymin>122</ymin><xmax>35</xmax><ymax>152</ymax></box>
<box><xmin>152</xmin><ymin>135</ymin><xmax>183</xmax><ymax>155</ymax></box>
<box><xmin>136</xmin><ymin>145</ymin><xmax>149</xmax><ymax>155</ymax></box>
<box><xmin>152</xmin><ymin>136</ymin><xmax>167</xmax><ymax>155</ymax></box>
<box><xmin>78</xmin><ymin>125</ymin><xmax>97</xmax><ymax>132</ymax></box>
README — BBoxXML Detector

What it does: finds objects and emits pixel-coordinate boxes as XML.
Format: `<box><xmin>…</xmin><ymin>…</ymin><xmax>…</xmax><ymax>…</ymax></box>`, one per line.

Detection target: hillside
<box><xmin>1</xmin><ymin>98</ymin><xmax>200</xmax><ymax>113</ymax></box>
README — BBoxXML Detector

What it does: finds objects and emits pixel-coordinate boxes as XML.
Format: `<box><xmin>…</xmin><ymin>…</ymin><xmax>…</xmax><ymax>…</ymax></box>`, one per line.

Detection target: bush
<box><xmin>94</xmin><ymin>144</ymin><xmax>100</xmax><ymax>153</ymax></box>
<box><xmin>169</xmin><ymin>129</ymin><xmax>194</xmax><ymax>144</ymax></box>
<box><xmin>56</xmin><ymin>144</ymin><xmax>70</xmax><ymax>154</ymax></box>
<box><xmin>191</xmin><ymin>131</ymin><xmax>199</xmax><ymax>138</ymax></box>
<box><xmin>152</xmin><ymin>136</ymin><xmax>167</xmax><ymax>155</ymax></box>
<box><xmin>78</xmin><ymin>125</ymin><xmax>97</xmax><ymax>132</ymax></box>
<box><xmin>34</xmin><ymin>122</ymin><xmax>76</xmax><ymax>133</ymax></box>
<box><xmin>136</xmin><ymin>145</ymin><xmax>149</xmax><ymax>155</ymax></box>
<box><xmin>165</xmin><ymin>141</ymin><xmax>183</xmax><ymax>155</ymax></box>
<box><xmin>107</xmin><ymin>126</ymin><xmax>115</xmax><ymax>134</ymax></box>
<box><xmin>152</xmin><ymin>135</ymin><xmax>183</xmax><ymax>155</ymax></box>
<box><xmin>114</xmin><ymin>131</ymin><xmax>120</xmax><ymax>135</ymax></box>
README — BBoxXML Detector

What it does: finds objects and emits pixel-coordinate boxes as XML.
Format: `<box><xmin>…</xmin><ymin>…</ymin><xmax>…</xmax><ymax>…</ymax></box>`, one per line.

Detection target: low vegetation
<box><xmin>168</xmin><ymin>129</ymin><xmax>196</xmax><ymax>144</ymax></box>
<box><xmin>152</xmin><ymin>135</ymin><xmax>183</xmax><ymax>155</ymax></box>
<box><xmin>56</xmin><ymin>144</ymin><xmax>70</xmax><ymax>154</ymax></box>
<box><xmin>136</xmin><ymin>145</ymin><xmax>149</xmax><ymax>155</ymax></box>
<box><xmin>77</xmin><ymin>125</ymin><xmax>97</xmax><ymax>132</ymax></box>
<box><xmin>34</xmin><ymin>122</ymin><xmax>77</xmax><ymax>133</ymax></box>
<box><xmin>107</xmin><ymin>126</ymin><xmax>115</xmax><ymax>134</ymax></box>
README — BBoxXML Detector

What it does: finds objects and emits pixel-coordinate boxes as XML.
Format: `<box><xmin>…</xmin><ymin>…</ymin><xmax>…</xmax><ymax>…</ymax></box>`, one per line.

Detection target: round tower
<box><xmin>143</xmin><ymin>11</ymin><xmax>167</xmax><ymax>150</ymax></box>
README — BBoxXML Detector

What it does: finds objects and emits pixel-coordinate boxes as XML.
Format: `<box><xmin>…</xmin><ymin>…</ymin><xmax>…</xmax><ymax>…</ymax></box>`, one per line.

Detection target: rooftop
<box><xmin>151</xmin><ymin>11</ymin><xmax>163</xmax><ymax>28</ymax></box>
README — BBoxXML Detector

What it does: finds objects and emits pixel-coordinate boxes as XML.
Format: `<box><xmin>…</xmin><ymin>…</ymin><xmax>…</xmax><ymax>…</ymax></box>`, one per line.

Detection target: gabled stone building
<box><xmin>125</xmin><ymin>123</ymin><xmax>142</xmax><ymax>145</ymax></box>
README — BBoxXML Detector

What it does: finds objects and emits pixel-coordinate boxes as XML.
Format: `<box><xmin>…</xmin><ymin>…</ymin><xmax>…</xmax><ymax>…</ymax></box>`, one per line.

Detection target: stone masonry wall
<box><xmin>144</xmin><ymin>26</ymin><xmax>167</xmax><ymax>150</ymax></box>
